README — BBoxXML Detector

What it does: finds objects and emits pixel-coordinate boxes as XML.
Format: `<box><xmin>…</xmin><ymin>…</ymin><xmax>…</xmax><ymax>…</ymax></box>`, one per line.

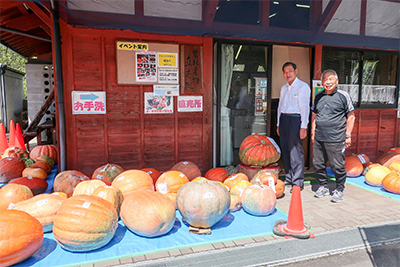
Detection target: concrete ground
<box><xmin>77</xmin><ymin>180</ymin><xmax>400</xmax><ymax>267</ymax></box>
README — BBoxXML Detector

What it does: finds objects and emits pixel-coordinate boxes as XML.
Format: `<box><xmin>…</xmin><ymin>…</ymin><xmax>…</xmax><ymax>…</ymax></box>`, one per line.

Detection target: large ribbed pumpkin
<box><xmin>388</xmin><ymin>161</ymin><xmax>400</xmax><ymax>173</ymax></box>
<box><xmin>344</xmin><ymin>156</ymin><xmax>364</xmax><ymax>177</ymax></box>
<box><xmin>141</xmin><ymin>168</ymin><xmax>162</xmax><ymax>184</ymax></box>
<box><xmin>382</xmin><ymin>172</ymin><xmax>400</xmax><ymax>194</ymax></box>
<box><xmin>171</xmin><ymin>161</ymin><xmax>202</xmax><ymax>181</ymax></box>
<box><xmin>53</xmin><ymin>195</ymin><xmax>118</xmax><ymax>252</ymax></box>
<box><xmin>0</xmin><ymin>184</ymin><xmax>33</xmax><ymax>210</ymax></box>
<box><xmin>155</xmin><ymin>170</ymin><xmax>189</xmax><ymax>194</ymax></box>
<box><xmin>12</xmin><ymin>194</ymin><xmax>65</xmax><ymax>232</ymax></box>
<box><xmin>53</xmin><ymin>170</ymin><xmax>90</xmax><ymax>197</ymax></box>
<box><xmin>377</xmin><ymin>151</ymin><xmax>400</xmax><ymax>168</ymax></box>
<box><xmin>176</xmin><ymin>179</ymin><xmax>230</xmax><ymax>228</ymax></box>
<box><xmin>9</xmin><ymin>177</ymin><xmax>48</xmax><ymax>195</ymax></box>
<box><xmin>224</xmin><ymin>173</ymin><xmax>249</xmax><ymax>189</ymax></box>
<box><xmin>72</xmin><ymin>179</ymin><xmax>106</xmax><ymax>196</ymax></box>
<box><xmin>0</xmin><ymin>157</ymin><xmax>26</xmax><ymax>183</ymax></box>
<box><xmin>92</xmin><ymin>185</ymin><xmax>124</xmax><ymax>215</ymax></box>
<box><xmin>365</xmin><ymin>165</ymin><xmax>391</xmax><ymax>186</ymax></box>
<box><xmin>92</xmin><ymin>163</ymin><xmax>124</xmax><ymax>186</ymax></box>
<box><xmin>241</xmin><ymin>184</ymin><xmax>276</xmax><ymax>216</ymax></box>
<box><xmin>29</xmin><ymin>145</ymin><xmax>58</xmax><ymax>164</ymax></box>
<box><xmin>120</xmin><ymin>190</ymin><xmax>176</xmax><ymax>237</ymax></box>
<box><xmin>205</xmin><ymin>167</ymin><xmax>229</xmax><ymax>183</ymax></box>
<box><xmin>111</xmin><ymin>170</ymin><xmax>154</xmax><ymax>197</ymax></box>
<box><xmin>0</xmin><ymin>210</ymin><xmax>43</xmax><ymax>266</ymax></box>
<box><xmin>239</xmin><ymin>134</ymin><xmax>281</xmax><ymax>167</ymax></box>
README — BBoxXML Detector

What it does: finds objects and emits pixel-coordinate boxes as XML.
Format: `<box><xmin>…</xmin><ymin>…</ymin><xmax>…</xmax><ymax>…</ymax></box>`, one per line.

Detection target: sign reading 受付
<box><xmin>72</xmin><ymin>91</ymin><xmax>106</xmax><ymax>114</ymax></box>
<box><xmin>177</xmin><ymin>96</ymin><xmax>203</xmax><ymax>112</ymax></box>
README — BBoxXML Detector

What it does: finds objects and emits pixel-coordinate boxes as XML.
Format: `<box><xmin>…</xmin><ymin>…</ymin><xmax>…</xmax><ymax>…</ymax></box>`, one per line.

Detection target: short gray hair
<box><xmin>321</xmin><ymin>69</ymin><xmax>338</xmax><ymax>80</ymax></box>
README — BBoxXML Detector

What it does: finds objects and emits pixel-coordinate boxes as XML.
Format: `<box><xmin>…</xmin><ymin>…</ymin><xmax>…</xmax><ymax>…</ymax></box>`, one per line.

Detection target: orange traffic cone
<box><xmin>8</xmin><ymin>120</ymin><xmax>15</xmax><ymax>147</ymax></box>
<box><xmin>273</xmin><ymin>185</ymin><xmax>314</xmax><ymax>239</ymax></box>
<box><xmin>14</xmin><ymin>123</ymin><xmax>26</xmax><ymax>150</ymax></box>
<box><xmin>0</xmin><ymin>123</ymin><xmax>9</xmax><ymax>153</ymax></box>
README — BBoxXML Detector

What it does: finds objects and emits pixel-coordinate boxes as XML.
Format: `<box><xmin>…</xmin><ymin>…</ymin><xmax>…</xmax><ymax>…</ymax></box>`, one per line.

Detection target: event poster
<box><xmin>153</xmin><ymin>84</ymin><xmax>179</xmax><ymax>96</ymax></box>
<box><xmin>144</xmin><ymin>92</ymin><xmax>173</xmax><ymax>114</ymax></box>
<box><xmin>136</xmin><ymin>51</ymin><xmax>157</xmax><ymax>82</ymax></box>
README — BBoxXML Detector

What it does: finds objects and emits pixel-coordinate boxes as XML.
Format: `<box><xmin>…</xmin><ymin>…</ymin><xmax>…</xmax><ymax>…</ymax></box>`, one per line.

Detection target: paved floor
<box><xmin>76</xmin><ymin>178</ymin><xmax>400</xmax><ymax>267</ymax></box>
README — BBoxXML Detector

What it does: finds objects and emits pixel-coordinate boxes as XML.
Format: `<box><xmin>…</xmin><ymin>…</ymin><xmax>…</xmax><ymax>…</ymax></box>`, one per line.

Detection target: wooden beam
<box><xmin>203</xmin><ymin>0</ymin><xmax>219</xmax><ymax>28</ymax></box>
<box><xmin>259</xmin><ymin>0</ymin><xmax>270</xmax><ymax>27</ymax></box>
<box><xmin>25</xmin><ymin>2</ymin><xmax>52</xmax><ymax>28</ymax></box>
<box><xmin>310</xmin><ymin>0</ymin><xmax>322</xmax><ymax>28</ymax></box>
<box><xmin>316</xmin><ymin>0</ymin><xmax>342</xmax><ymax>35</ymax></box>
<box><xmin>5</xmin><ymin>14</ymin><xmax>42</xmax><ymax>31</ymax></box>
<box><xmin>314</xmin><ymin>45</ymin><xmax>323</xmax><ymax>80</ymax></box>
<box><xmin>360</xmin><ymin>0</ymin><xmax>367</xmax><ymax>35</ymax></box>
<box><xmin>0</xmin><ymin>1</ymin><xmax>23</xmax><ymax>10</ymax></box>
<box><xmin>24</xmin><ymin>89</ymin><xmax>54</xmax><ymax>136</ymax></box>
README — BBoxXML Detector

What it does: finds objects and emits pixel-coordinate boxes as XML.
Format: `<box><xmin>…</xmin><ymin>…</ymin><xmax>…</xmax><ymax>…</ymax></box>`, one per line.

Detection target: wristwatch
<box><xmin>346</xmin><ymin>134</ymin><xmax>351</xmax><ymax>138</ymax></box>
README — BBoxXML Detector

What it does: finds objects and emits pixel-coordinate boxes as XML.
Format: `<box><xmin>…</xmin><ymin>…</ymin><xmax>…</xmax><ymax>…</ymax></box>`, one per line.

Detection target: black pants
<box><xmin>279</xmin><ymin>114</ymin><xmax>304</xmax><ymax>187</ymax></box>
<box><xmin>313</xmin><ymin>140</ymin><xmax>346</xmax><ymax>192</ymax></box>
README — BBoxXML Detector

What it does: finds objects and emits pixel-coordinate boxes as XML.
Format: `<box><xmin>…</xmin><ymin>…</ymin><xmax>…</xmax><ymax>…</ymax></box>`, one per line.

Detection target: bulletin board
<box><xmin>116</xmin><ymin>41</ymin><xmax>179</xmax><ymax>85</ymax></box>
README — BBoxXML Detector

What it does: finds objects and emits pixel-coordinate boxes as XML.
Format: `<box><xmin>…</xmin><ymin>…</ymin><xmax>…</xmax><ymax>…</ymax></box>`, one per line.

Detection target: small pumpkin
<box><xmin>362</xmin><ymin>163</ymin><xmax>380</xmax><ymax>176</ymax></box>
<box><xmin>344</xmin><ymin>156</ymin><xmax>364</xmax><ymax>177</ymax></box>
<box><xmin>29</xmin><ymin>145</ymin><xmax>58</xmax><ymax>163</ymax></box>
<box><xmin>229</xmin><ymin>193</ymin><xmax>241</xmax><ymax>212</ymax></box>
<box><xmin>205</xmin><ymin>167</ymin><xmax>229</xmax><ymax>183</ymax></box>
<box><xmin>155</xmin><ymin>170</ymin><xmax>189</xmax><ymax>194</ymax></box>
<box><xmin>388</xmin><ymin>161</ymin><xmax>400</xmax><ymax>173</ymax></box>
<box><xmin>92</xmin><ymin>185</ymin><xmax>124</xmax><ymax>214</ymax></box>
<box><xmin>92</xmin><ymin>163</ymin><xmax>124</xmax><ymax>186</ymax></box>
<box><xmin>36</xmin><ymin>156</ymin><xmax>55</xmax><ymax>168</ymax></box>
<box><xmin>176</xmin><ymin>179</ymin><xmax>230</xmax><ymax>228</ymax></box>
<box><xmin>0</xmin><ymin>157</ymin><xmax>26</xmax><ymax>183</ymax></box>
<box><xmin>275</xmin><ymin>179</ymin><xmax>285</xmax><ymax>198</ymax></box>
<box><xmin>365</xmin><ymin>165</ymin><xmax>391</xmax><ymax>186</ymax></box>
<box><xmin>112</xmin><ymin>170</ymin><xmax>154</xmax><ymax>197</ymax></box>
<box><xmin>31</xmin><ymin>161</ymin><xmax>52</xmax><ymax>174</ymax></box>
<box><xmin>0</xmin><ymin>184</ymin><xmax>33</xmax><ymax>210</ymax></box>
<box><xmin>170</xmin><ymin>161</ymin><xmax>202</xmax><ymax>181</ymax></box>
<box><xmin>164</xmin><ymin>193</ymin><xmax>177</xmax><ymax>209</ymax></box>
<box><xmin>120</xmin><ymin>190</ymin><xmax>176</xmax><ymax>237</ymax></box>
<box><xmin>141</xmin><ymin>168</ymin><xmax>162</xmax><ymax>184</ymax></box>
<box><xmin>53</xmin><ymin>170</ymin><xmax>91</xmax><ymax>197</ymax></box>
<box><xmin>2</xmin><ymin>147</ymin><xmax>29</xmax><ymax>159</ymax></box>
<box><xmin>239</xmin><ymin>133</ymin><xmax>281</xmax><ymax>167</ymax></box>
<box><xmin>192</xmin><ymin>176</ymin><xmax>208</xmax><ymax>182</ymax></box>
<box><xmin>382</xmin><ymin>172</ymin><xmax>400</xmax><ymax>194</ymax></box>
<box><xmin>241</xmin><ymin>184</ymin><xmax>276</xmax><ymax>216</ymax></box>
<box><xmin>230</xmin><ymin>180</ymin><xmax>253</xmax><ymax>197</ymax></box>
<box><xmin>22</xmin><ymin>167</ymin><xmax>48</xmax><ymax>180</ymax></box>
<box><xmin>250</xmin><ymin>170</ymin><xmax>278</xmax><ymax>185</ymax></box>
<box><xmin>0</xmin><ymin>210</ymin><xmax>43</xmax><ymax>266</ymax></box>
<box><xmin>224</xmin><ymin>173</ymin><xmax>249</xmax><ymax>189</ymax></box>
<box><xmin>8</xmin><ymin>177</ymin><xmax>48</xmax><ymax>195</ymax></box>
<box><xmin>72</xmin><ymin>179</ymin><xmax>107</xmax><ymax>196</ymax></box>
<box><xmin>53</xmin><ymin>195</ymin><xmax>118</xmax><ymax>252</ymax></box>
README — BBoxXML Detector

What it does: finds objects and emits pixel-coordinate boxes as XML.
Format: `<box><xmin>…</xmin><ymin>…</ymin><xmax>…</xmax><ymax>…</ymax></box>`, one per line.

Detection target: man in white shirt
<box><xmin>276</xmin><ymin>62</ymin><xmax>311</xmax><ymax>191</ymax></box>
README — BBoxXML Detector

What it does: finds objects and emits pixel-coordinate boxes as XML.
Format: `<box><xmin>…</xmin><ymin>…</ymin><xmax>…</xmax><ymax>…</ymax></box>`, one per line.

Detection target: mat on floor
<box><xmin>14</xmin><ymin>207</ymin><xmax>287</xmax><ymax>267</ymax></box>
<box><xmin>326</xmin><ymin>168</ymin><xmax>400</xmax><ymax>201</ymax></box>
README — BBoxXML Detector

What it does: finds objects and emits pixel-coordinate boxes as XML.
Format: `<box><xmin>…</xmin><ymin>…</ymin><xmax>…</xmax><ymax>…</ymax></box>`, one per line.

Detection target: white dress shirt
<box><xmin>277</xmin><ymin>77</ymin><xmax>311</xmax><ymax>129</ymax></box>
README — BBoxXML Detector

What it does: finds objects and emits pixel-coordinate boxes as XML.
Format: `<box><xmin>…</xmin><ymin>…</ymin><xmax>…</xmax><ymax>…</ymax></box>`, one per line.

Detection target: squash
<box><xmin>241</xmin><ymin>184</ymin><xmax>276</xmax><ymax>216</ymax></box>
<box><xmin>141</xmin><ymin>168</ymin><xmax>162</xmax><ymax>184</ymax></box>
<box><xmin>111</xmin><ymin>170</ymin><xmax>154</xmax><ymax>197</ymax></box>
<box><xmin>250</xmin><ymin>170</ymin><xmax>278</xmax><ymax>185</ymax></box>
<box><xmin>362</xmin><ymin>163</ymin><xmax>380</xmax><ymax>176</ymax></box>
<box><xmin>22</xmin><ymin>167</ymin><xmax>48</xmax><ymax>180</ymax></box>
<box><xmin>53</xmin><ymin>170</ymin><xmax>90</xmax><ymax>197</ymax></box>
<box><xmin>53</xmin><ymin>195</ymin><xmax>118</xmax><ymax>252</ymax></box>
<box><xmin>8</xmin><ymin>176</ymin><xmax>48</xmax><ymax>195</ymax></box>
<box><xmin>31</xmin><ymin>161</ymin><xmax>52</xmax><ymax>174</ymax></box>
<box><xmin>164</xmin><ymin>193</ymin><xmax>177</xmax><ymax>209</ymax></box>
<box><xmin>382</xmin><ymin>172</ymin><xmax>400</xmax><ymax>194</ymax></box>
<box><xmin>176</xmin><ymin>179</ymin><xmax>230</xmax><ymax>228</ymax></box>
<box><xmin>0</xmin><ymin>210</ymin><xmax>43</xmax><ymax>266</ymax></box>
<box><xmin>170</xmin><ymin>161</ymin><xmax>202</xmax><ymax>181</ymax></box>
<box><xmin>230</xmin><ymin>180</ymin><xmax>253</xmax><ymax>197</ymax></box>
<box><xmin>11</xmin><ymin>194</ymin><xmax>65</xmax><ymax>232</ymax></box>
<box><xmin>92</xmin><ymin>163</ymin><xmax>124</xmax><ymax>186</ymax></box>
<box><xmin>36</xmin><ymin>156</ymin><xmax>55</xmax><ymax>168</ymax></box>
<box><xmin>155</xmin><ymin>170</ymin><xmax>189</xmax><ymax>194</ymax></box>
<box><xmin>2</xmin><ymin>147</ymin><xmax>29</xmax><ymax>159</ymax></box>
<box><xmin>344</xmin><ymin>156</ymin><xmax>364</xmax><ymax>177</ymax></box>
<box><xmin>120</xmin><ymin>190</ymin><xmax>176</xmax><ymax>237</ymax></box>
<box><xmin>0</xmin><ymin>184</ymin><xmax>33</xmax><ymax>210</ymax></box>
<box><xmin>229</xmin><ymin>193</ymin><xmax>241</xmax><ymax>212</ymax></box>
<box><xmin>204</xmin><ymin>167</ymin><xmax>229</xmax><ymax>183</ymax></box>
<box><xmin>239</xmin><ymin>133</ymin><xmax>281</xmax><ymax>167</ymax></box>
<box><xmin>29</xmin><ymin>145</ymin><xmax>58</xmax><ymax>163</ymax></box>
<box><xmin>0</xmin><ymin>157</ymin><xmax>26</xmax><ymax>183</ymax></box>
<box><xmin>223</xmin><ymin>173</ymin><xmax>249</xmax><ymax>189</ymax></box>
<box><xmin>388</xmin><ymin>161</ymin><xmax>400</xmax><ymax>173</ymax></box>
<box><xmin>275</xmin><ymin>179</ymin><xmax>285</xmax><ymax>198</ymax></box>
<box><xmin>92</xmin><ymin>185</ymin><xmax>124</xmax><ymax>214</ymax></box>
<box><xmin>365</xmin><ymin>165</ymin><xmax>391</xmax><ymax>186</ymax></box>
<box><xmin>72</xmin><ymin>179</ymin><xmax>106</xmax><ymax>196</ymax></box>
<box><xmin>377</xmin><ymin>151</ymin><xmax>400</xmax><ymax>168</ymax></box>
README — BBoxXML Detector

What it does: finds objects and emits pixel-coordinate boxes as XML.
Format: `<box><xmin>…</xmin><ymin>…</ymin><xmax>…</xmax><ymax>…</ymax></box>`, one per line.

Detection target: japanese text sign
<box><xmin>177</xmin><ymin>96</ymin><xmax>203</xmax><ymax>112</ymax></box>
<box><xmin>72</xmin><ymin>91</ymin><xmax>106</xmax><ymax>114</ymax></box>
<box><xmin>117</xmin><ymin>42</ymin><xmax>148</xmax><ymax>51</ymax></box>
<box><xmin>182</xmin><ymin>45</ymin><xmax>202</xmax><ymax>94</ymax></box>
<box><xmin>158</xmin><ymin>53</ymin><xmax>177</xmax><ymax>67</ymax></box>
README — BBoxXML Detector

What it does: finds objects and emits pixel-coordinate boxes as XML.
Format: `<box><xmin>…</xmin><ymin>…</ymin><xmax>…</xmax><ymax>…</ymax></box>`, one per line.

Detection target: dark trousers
<box><xmin>279</xmin><ymin>114</ymin><xmax>304</xmax><ymax>187</ymax></box>
<box><xmin>313</xmin><ymin>140</ymin><xmax>347</xmax><ymax>192</ymax></box>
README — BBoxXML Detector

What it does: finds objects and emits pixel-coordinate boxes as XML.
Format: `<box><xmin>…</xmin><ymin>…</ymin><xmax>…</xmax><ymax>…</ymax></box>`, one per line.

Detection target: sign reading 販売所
<box><xmin>72</xmin><ymin>91</ymin><xmax>106</xmax><ymax>114</ymax></box>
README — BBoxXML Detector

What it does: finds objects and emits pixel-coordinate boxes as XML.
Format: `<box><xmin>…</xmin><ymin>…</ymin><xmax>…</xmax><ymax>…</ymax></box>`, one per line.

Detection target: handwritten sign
<box><xmin>178</xmin><ymin>96</ymin><xmax>203</xmax><ymax>112</ymax></box>
<box><xmin>117</xmin><ymin>42</ymin><xmax>148</xmax><ymax>51</ymax></box>
<box><xmin>181</xmin><ymin>45</ymin><xmax>202</xmax><ymax>94</ymax></box>
<box><xmin>72</xmin><ymin>91</ymin><xmax>106</xmax><ymax>114</ymax></box>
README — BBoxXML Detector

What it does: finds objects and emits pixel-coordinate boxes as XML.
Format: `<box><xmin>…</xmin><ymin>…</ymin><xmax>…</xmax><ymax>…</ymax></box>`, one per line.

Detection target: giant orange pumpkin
<box><xmin>120</xmin><ymin>190</ymin><xmax>176</xmax><ymax>237</ymax></box>
<box><xmin>224</xmin><ymin>173</ymin><xmax>249</xmax><ymax>189</ymax></box>
<box><xmin>170</xmin><ymin>161</ymin><xmax>202</xmax><ymax>181</ymax></box>
<box><xmin>112</xmin><ymin>170</ymin><xmax>154</xmax><ymax>197</ymax></box>
<box><xmin>141</xmin><ymin>168</ymin><xmax>162</xmax><ymax>184</ymax></box>
<box><xmin>53</xmin><ymin>195</ymin><xmax>118</xmax><ymax>252</ymax></box>
<box><xmin>0</xmin><ymin>157</ymin><xmax>26</xmax><ymax>183</ymax></box>
<box><xmin>53</xmin><ymin>170</ymin><xmax>91</xmax><ymax>197</ymax></box>
<box><xmin>377</xmin><ymin>151</ymin><xmax>400</xmax><ymax>168</ymax></box>
<box><xmin>29</xmin><ymin>145</ymin><xmax>58</xmax><ymax>164</ymax></box>
<box><xmin>344</xmin><ymin>156</ymin><xmax>364</xmax><ymax>177</ymax></box>
<box><xmin>72</xmin><ymin>179</ymin><xmax>106</xmax><ymax>196</ymax></box>
<box><xmin>176</xmin><ymin>179</ymin><xmax>230</xmax><ymax>228</ymax></box>
<box><xmin>382</xmin><ymin>172</ymin><xmax>400</xmax><ymax>194</ymax></box>
<box><xmin>0</xmin><ymin>210</ymin><xmax>43</xmax><ymax>266</ymax></box>
<box><xmin>205</xmin><ymin>167</ymin><xmax>229</xmax><ymax>183</ymax></box>
<box><xmin>155</xmin><ymin>170</ymin><xmax>189</xmax><ymax>194</ymax></box>
<box><xmin>92</xmin><ymin>163</ymin><xmax>124</xmax><ymax>186</ymax></box>
<box><xmin>365</xmin><ymin>165</ymin><xmax>391</xmax><ymax>186</ymax></box>
<box><xmin>0</xmin><ymin>184</ymin><xmax>33</xmax><ymax>210</ymax></box>
<box><xmin>239</xmin><ymin>134</ymin><xmax>281</xmax><ymax>167</ymax></box>
<box><xmin>241</xmin><ymin>184</ymin><xmax>276</xmax><ymax>216</ymax></box>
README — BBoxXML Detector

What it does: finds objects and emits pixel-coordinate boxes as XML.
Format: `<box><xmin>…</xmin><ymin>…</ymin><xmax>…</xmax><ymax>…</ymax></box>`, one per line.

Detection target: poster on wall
<box><xmin>144</xmin><ymin>92</ymin><xmax>173</xmax><ymax>114</ymax></box>
<box><xmin>158</xmin><ymin>53</ymin><xmax>177</xmax><ymax>67</ymax></box>
<box><xmin>136</xmin><ymin>51</ymin><xmax>157</xmax><ymax>82</ymax></box>
<box><xmin>153</xmin><ymin>84</ymin><xmax>179</xmax><ymax>96</ymax></box>
<box><xmin>159</xmin><ymin>68</ymin><xmax>179</xmax><ymax>84</ymax></box>
<box><xmin>177</xmin><ymin>96</ymin><xmax>203</xmax><ymax>112</ymax></box>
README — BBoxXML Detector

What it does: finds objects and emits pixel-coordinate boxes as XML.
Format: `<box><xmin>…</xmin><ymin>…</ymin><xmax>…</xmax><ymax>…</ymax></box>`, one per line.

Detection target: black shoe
<box><xmin>284</xmin><ymin>180</ymin><xmax>292</xmax><ymax>186</ymax></box>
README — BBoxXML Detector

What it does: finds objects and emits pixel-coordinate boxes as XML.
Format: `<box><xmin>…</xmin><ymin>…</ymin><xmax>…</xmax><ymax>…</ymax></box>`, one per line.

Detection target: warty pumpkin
<box><xmin>239</xmin><ymin>133</ymin><xmax>281</xmax><ymax>167</ymax></box>
<box><xmin>0</xmin><ymin>157</ymin><xmax>26</xmax><ymax>183</ymax></box>
<box><xmin>0</xmin><ymin>184</ymin><xmax>33</xmax><ymax>210</ymax></box>
<box><xmin>111</xmin><ymin>170</ymin><xmax>154</xmax><ymax>197</ymax></box>
<box><xmin>155</xmin><ymin>170</ymin><xmax>189</xmax><ymax>194</ymax></box>
<box><xmin>92</xmin><ymin>163</ymin><xmax>124</xmax><ymax>186</ymax></box>
<box><xmin>0</xmin><ymin>210</ymin><xmax>43</xmax><ymax>266</ymax></box>
<box><xmin>241</xmin><ymin>184</ymin><xmax>276</xmax><ymax>216</ymax></box>
<box><xmin>170</xmin><ymin>161</ymin><xmax>202</xmax><ymax>181</ymax></box>
<box><xmin>382</xmin><ymin>172</ymin><xmax>400</xmax><ymax>194</ymax></box>
<box><xmin>53</xmin><ymin>170</ymin><xmax>91</xmax><ymax>197</ymax></box>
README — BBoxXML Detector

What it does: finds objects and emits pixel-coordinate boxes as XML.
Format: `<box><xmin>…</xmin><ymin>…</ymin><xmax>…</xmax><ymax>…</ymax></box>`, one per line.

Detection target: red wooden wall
<box><xmin>60</xmin><ymin>26</ymin><xmax>213</xmax><ymax>176</ymax></box>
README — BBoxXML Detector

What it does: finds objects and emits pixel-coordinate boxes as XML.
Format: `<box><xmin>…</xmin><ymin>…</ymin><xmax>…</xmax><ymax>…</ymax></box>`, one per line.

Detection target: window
<box><xmin>322</xmin><ymin>49</ymin><xmax>398</xmax><ymax>108</ymax></box>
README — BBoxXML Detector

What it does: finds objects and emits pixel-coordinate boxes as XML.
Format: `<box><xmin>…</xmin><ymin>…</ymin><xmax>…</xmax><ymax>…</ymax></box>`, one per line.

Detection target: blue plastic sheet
<box><xmin>14</xmin><ymin>208</ymin><xmax>287</xmax><ymax>267</ymax></box>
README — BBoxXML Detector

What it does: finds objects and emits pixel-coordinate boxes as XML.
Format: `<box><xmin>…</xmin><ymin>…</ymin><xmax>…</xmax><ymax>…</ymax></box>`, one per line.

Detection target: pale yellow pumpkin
<box><xmin>72</xmin><ymin>180</ymin><xmax>106</xmax><ymax>196</ymax></box>
<box><xmin>365</xmin><ymin>165</ymin><xmax>391</xmax><ymax>186</ymax></box>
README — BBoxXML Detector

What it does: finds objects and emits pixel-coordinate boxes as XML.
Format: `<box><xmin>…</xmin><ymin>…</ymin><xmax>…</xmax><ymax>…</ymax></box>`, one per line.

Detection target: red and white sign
<box><xmin>72</xmin><ymin>91</ymin><xmax>106</xmax><ymax>114</ymax></box>
<box><xmin>177</xmin><ymin>96</ymin><xmax>203</xmax><ymax>112</ymax></box>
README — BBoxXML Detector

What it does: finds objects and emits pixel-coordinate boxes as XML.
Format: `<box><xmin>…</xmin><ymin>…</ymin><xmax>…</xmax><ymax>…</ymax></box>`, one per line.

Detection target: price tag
<box><xmin>36</xmin><ymin>199</ymin><xmax>48</xmax><ymax>206</ymax></box>
<box><xmin>98</xmin><ymin>191</ymin><xmax>105</xmax><ymax>198</ymax></box>
<box><xmin>7</xmin><ymin>203</ymin><xmax>15</xmax><ymax>209</ymax></box>
<box><xmin>357</xmin><ymin>154</ymin><xmax>366</xmax><ymax>164</ymax></box>
<box><xmin>82</xmin><ymin>202</ymin><xmax>91</xmax><ymax>209</ymax></box>
<box><xmin>27</xmin><ymin>177</ymin><xmax>33</xmax><ymax>179</ymax></box>
<box><xmin>268</xmin><ymin>177</ymin><xmax>276</xmax><ymax>193</ymax></box>
<box><xmin>267</xmin><ymin>137</ymin><xmax>281</xmax><ymax>153</ymax></box>
<box><xmin>179</xmin><ymin>173</ymin><xmax>185</xmax><ymax>178</ymax></box>
<box><xmin>96</xmin><ymin>174</ymin><xmax>103</xmax><ymax>179</ymax></box>
<box><xmin>117</xmin><ymin>176</ymin><xmax>125</xmax><ymax>181</ymax></box>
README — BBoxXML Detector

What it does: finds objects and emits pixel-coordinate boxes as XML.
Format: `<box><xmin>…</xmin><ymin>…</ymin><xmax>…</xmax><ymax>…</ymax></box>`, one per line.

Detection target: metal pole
<box><xmin>0</xmin><ymin>65</ymin><xmax>7</xmax><ymax>131</ymax></box>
